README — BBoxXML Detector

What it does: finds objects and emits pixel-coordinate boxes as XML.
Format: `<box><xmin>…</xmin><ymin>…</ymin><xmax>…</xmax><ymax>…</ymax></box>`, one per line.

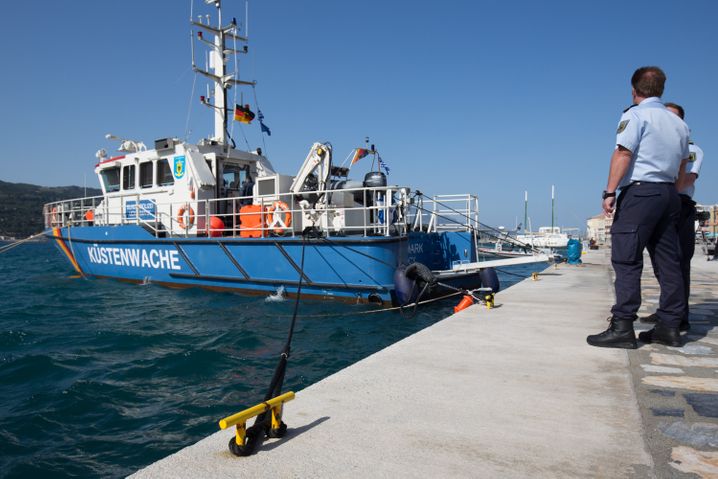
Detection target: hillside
<box><xmin>0</xmin><ymin>180</ymin><xmax>101</xmax><ymax>239</ymax></box>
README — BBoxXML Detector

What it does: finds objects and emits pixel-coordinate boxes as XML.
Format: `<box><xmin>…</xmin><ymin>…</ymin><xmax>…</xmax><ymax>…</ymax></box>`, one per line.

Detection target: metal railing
<box><xmin>45</xmin><ymin>185</ymin><xmax>475</xmax><ymax>239</ymax></box>
<box><xmin>409</xmin><ymin>194</ymin><xmax>480</xmax><ymax>232</ymax></box>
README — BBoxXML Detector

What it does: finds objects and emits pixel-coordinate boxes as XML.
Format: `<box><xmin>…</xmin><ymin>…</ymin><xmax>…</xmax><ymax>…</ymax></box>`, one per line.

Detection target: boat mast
<box><xmin>191</xmin><ymin>0</ymin><xmax>254</xmax><ymax>145</ymax></box>
<box><xmin>523</xmin><ymin>190</ymin><xmax>528</xmax><ymax>232</ymax></box>
<box><xmin>551</xmin><ymin>185</ymin><xmax>556</xmax><ymax>233</ymax></box>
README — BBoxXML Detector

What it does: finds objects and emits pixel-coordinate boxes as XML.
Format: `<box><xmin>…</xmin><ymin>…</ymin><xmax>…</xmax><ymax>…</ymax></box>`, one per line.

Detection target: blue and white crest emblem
<box><xmin>173</xmin><ymin>156</ymin><xmax>186</xmax><ymax>179</ymax></box>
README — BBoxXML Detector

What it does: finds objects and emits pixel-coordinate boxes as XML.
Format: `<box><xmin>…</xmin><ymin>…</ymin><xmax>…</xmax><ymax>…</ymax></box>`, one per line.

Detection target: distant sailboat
<box><xmin>515</xmin><ymin>186</ymin><xmax>573</xmax><ymax>248</ymax></box>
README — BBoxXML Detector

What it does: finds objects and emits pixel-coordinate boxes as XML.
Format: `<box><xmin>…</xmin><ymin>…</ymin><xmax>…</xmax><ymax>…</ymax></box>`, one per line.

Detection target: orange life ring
<box><xmin>177</xmin><ymin>205</ymin><xmax>195</xmax><ymax>229</ymax></box>
<box><xmin>267</xmin><ymin>201</ymin><xmax>292</xmax><ymax>234</ymax></box>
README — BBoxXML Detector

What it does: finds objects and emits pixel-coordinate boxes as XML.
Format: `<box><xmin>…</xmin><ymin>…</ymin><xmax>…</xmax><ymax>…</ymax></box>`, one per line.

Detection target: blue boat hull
<box><xmin>46</xmin><ymin>226</ymin><xmax>411</xmax><ymax>303</ymax></box>
<box><xmin>46</xmin><ymin>226</ymin><xmax>482</xmax><ymax>305</ymax></box>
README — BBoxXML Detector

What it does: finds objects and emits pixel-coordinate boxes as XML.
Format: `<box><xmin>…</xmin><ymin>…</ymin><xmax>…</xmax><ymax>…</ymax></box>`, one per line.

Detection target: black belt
<box><xmin>630</xmin><ymin>181</ymin><xmax>674</xmax><ymax>186</ymax></box>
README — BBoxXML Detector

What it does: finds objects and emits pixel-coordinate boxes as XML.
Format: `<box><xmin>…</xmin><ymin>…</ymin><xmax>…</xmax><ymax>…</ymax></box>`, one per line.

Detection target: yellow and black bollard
<box><xmin>484</xmin><ymin>292</ymin><xmax>495</xmax><ymax>309</ymax></box>
<box><xmin>219</xmin><ymin>391</ymin><xmax>295</xmax><ymax>456</ymax></box>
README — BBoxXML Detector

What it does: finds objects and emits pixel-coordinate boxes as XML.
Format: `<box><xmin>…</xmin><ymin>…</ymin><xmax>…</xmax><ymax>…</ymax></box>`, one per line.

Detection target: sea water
<box><xmin>0</xmin><ymin>241</ymin><xmax>542</xmax><ymax>478</ymax></box>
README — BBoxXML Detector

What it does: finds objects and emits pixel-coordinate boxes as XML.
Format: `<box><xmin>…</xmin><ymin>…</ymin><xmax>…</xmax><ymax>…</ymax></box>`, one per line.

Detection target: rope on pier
<box><xmin>228</xmin><ymin>227</ymin><xmax>319</xmax><ymax>456</ymax></box>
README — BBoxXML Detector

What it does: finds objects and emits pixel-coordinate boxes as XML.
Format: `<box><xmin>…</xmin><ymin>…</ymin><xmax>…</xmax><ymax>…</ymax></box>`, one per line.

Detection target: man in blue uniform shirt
<box><xmin>587</xmin><ymin>66</ymin><xmax>690</xmax><ymax>349</ymax></box>
<box><xmin>642</xmin><ymin>102</ymin><xmax>704</xmax><ymax>331</ymax></box>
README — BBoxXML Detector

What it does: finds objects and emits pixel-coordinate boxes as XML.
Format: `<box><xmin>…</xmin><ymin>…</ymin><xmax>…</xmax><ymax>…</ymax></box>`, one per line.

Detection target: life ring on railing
<box><xmin>177</xmin><ymin>205</ymin><xmax>195</xmax><ymax>229</ymax></box>
<box><xmin>267</xmin><ymin>201</ymin><xmax>292</xmax><ymax>234</ymax></box>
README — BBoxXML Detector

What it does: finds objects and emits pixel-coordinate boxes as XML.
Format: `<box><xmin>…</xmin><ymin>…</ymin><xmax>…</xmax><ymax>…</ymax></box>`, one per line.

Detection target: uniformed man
<box><xmin>587</xmin><ymin>66</ymin><xmax>690</xmax><ymax>349</ymax></box>
<box><xmin>642</xmin><ymin>102</ymin><xmax>704</xmax><ymax>331</ymax></box>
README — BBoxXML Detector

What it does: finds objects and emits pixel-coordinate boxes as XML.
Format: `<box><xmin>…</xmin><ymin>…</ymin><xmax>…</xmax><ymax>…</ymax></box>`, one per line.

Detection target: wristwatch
<box><xmin>602</xmin><ymin>190</ymin><xmax>616</xmax><ymax>200</ymax></box>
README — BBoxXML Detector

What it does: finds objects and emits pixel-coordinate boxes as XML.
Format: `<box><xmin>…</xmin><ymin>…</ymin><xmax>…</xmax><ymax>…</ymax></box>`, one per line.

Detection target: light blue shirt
<box><xmin>680</xmin><ymin>141</ymin><xmax>704</xmax><ymax>198</ymax></box>
<box><xmin>615</xmin><ymin>97</ymin><xmax>690</xmax><ymax>188</ymax></box>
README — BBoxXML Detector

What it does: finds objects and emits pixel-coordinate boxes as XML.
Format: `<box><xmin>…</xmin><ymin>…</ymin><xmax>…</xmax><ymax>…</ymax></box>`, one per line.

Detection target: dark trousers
<box><xmin>610</xmin><ymin>183</ymin><xmax>684</xmax><ymax>327</ymax></box>
<box><xmin>648</xmin><ymin>194</ymin><xmax>696</xmax><ymax>320</ymax></box>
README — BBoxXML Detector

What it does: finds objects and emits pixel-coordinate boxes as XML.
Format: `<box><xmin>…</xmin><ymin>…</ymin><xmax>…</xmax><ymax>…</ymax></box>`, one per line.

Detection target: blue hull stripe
<box><xmin>218</xmin><ymin>242</ymin><xmax>250</xmax><ymax>278</ymax></box>
<box><xmin>274</xmin><ymin>242</ymin><xmax>312</xmax><ymax>284</ymax></box>
<box><xmin>174</xmin><ymin>242</ymin><xmax>200</xmax><ymax>276</ymax></box>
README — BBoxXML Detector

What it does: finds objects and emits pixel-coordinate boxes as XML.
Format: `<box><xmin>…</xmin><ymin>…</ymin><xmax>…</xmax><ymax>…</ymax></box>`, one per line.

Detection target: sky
<box><xmin>0</xmin><ymin>0</ymin><xmax>716</xmax><ymax>230</ymax></box>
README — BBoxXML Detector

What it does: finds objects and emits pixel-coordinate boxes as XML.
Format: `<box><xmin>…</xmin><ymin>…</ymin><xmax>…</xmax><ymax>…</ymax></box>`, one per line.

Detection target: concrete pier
<box><xmin>132</xmin><ymin>250</ymin><xmax>718</xmax><ymax>478</ymax></box>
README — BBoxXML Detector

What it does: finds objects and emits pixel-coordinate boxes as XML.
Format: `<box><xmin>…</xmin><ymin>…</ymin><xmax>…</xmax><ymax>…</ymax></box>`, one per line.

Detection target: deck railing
<box><xmin>46</xmin><ymin>186</ymin><xmax>462</xmax><ymax>238</ymax></box>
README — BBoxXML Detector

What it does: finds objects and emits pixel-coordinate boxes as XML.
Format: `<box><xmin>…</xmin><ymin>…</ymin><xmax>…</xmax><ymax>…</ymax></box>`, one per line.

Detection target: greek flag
<box><xmin>377</xmin><ymin>155</ymin><xmax>390</xmax><ymax>175</ymax></box>
<box><xmin>258</xmin><ymin>110</ymin><xmax>271</xmax><ymax>136</ymax></box>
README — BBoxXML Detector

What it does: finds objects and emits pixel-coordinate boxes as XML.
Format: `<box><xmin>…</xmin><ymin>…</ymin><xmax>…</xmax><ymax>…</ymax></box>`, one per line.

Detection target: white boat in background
<box><xmin>516</xmin><ymin>226</ymin><xmax>576</xmax><ymax>249</ymax></box>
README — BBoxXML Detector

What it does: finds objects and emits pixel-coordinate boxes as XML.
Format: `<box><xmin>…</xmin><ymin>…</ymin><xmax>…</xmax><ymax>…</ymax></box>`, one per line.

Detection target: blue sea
<box><xmin>0</xmin><ymin>241</ymin><xmax>543</xmax><ymax>478</ymax></box>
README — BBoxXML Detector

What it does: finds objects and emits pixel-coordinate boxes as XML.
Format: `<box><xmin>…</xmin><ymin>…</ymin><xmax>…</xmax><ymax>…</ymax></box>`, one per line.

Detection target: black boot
<box><xmin>638</xmin><ymin>323</ymin><xmax>682</xmax><ymax>347</ymax></box>
<box><xmin>679</xmin><ymin>319</ymin><xmax>690</xmax><ymax>332</ymax></box>
<box><xmin>587</xmin><ymin>318</ymin><xmax>637</xmax><ymax>349</ymax></box>
<box><xmin>640</xmin><ymin>313</ymin><xmax>658</xmax><ymax>324</ymax></box>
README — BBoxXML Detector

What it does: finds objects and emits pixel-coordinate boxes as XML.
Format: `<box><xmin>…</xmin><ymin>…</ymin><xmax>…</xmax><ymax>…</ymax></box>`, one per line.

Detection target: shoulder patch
<box><xmin>689</xmin><ymin>152</ymin><xmax>697</xmax><ymax>162</ymax></box>
<box><xmin>617</xmin><ymin>120</ymin><xmax>629</xmax><ymax>134</ymax></box>
<box><xmin>623</xmin><ymin>104</ymin><xmax>636</xmax><ymax>113</ymax></box>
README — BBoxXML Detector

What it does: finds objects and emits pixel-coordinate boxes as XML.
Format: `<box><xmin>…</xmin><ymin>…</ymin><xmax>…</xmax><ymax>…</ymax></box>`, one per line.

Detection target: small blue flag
<box><xmin>378</xmin><ymin>155</ymin><xmax>390</xmax><ymax>175</ymax></box>
<box><xmin>258</xmin><ymin>109</ymin><xmax>271</xmax><ymax>136</ymax></box>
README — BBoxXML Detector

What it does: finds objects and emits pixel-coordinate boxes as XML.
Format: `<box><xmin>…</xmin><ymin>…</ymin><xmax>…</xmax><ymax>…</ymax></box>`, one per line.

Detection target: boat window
<box><xmin>100</xmin><ymin>167</ymin><xmax>121</xmax><ymax>193</ymax></box>
<box><xmin>222</xmin><ymin>164</ymin><xmax>247</xmax><ymax>191</ymax></box>
<box><xmin>122</xmin><ymin>165</ymin><xmax>136</xmax><ymax>190</ymax></box>
<box><xmin>139</xmin><ymin>162</ymin><xmax>153</xmax><ymax>188</ymax></box>
<box><xmin>157</xmin><ymin>159</ymin><xmax>174</xmax><ymax>186</ymax></box>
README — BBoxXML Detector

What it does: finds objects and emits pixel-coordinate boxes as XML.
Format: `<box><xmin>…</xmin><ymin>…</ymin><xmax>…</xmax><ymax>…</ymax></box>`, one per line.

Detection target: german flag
<box><xmin>351</xmin><ymin>148</ymin><xmax>369</xmax><ymax>164</ymax></box>
<box><xmin>234</xmin><ymin>104</ymin><xmax>256</xmax><ymax>124</ymax></box>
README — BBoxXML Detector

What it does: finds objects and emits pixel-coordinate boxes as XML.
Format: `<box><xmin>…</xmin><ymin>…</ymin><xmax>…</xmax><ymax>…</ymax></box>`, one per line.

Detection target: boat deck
<box><xmin>131</xmin><ymin>250</ymin><xmax>718</xmax><ymax>478</ymax></box>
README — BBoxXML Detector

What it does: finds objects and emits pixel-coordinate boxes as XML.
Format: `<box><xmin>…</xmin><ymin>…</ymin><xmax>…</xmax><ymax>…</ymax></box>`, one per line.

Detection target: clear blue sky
<box><xmin>1</xmin><ymin>0</ymin><xmax>715</xmax><ymax>229</ymax></box>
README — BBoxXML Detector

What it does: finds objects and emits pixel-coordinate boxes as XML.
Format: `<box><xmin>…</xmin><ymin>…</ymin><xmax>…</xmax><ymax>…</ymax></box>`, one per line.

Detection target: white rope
<box><xmin>274</xmin><ymin>290</ymin><xmax>465</xmax><ymax>319</ymax></box>
<box><xmin>0</xmin><ymin>232</ymin><xmax>45</xmax><ymax>254</ymax></box>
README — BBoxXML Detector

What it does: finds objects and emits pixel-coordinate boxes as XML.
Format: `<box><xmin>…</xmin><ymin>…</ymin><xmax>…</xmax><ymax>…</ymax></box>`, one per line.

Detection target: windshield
<box><xmin>100</xmin><ymin>167</ymin><xmax>120</xmax><ymax>193</ymax></box>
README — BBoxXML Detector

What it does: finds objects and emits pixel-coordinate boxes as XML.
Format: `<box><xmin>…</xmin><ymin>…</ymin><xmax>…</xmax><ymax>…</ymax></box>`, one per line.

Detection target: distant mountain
<box><xmin>0</xmin><ymin>180</ymin><xmax>102</xmax><ymax>239</ymax></box>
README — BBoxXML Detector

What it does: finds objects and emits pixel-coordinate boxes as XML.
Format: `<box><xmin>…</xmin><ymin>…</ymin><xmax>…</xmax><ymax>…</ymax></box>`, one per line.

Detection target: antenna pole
<box><xmin>191</xmin><ymin>0</ymin><xmax>254</xmax><ymax>146</ymax></box>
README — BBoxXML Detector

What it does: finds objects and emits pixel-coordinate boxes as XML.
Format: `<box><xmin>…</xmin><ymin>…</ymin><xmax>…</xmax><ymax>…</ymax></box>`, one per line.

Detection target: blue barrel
<box><xmin>566</xmin><ymin>238</ymin><xmax>582</xmax><ymax>264</ymax></box>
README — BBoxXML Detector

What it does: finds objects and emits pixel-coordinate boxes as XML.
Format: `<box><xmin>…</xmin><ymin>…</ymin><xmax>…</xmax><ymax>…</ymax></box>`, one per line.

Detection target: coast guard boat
<box><xmin>43</xmin><ymin>0</ymin><xmax>548</xmax><ymax>305</ymax></box>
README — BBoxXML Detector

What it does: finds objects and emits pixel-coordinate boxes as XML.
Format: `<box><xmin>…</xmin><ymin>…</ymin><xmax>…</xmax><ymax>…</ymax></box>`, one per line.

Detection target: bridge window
<box><xmin>122</xmin><ymin>165</ymin><xmax>136</xmax><ymax>190</ymax></box>
<box><xmin>100</xmin><ymin>167</ymin><xmax>120</xmax><ymax>193</ymax></box>
<box><xmin>139</xmin><ymin>162</ymin><xmax>153</xmax><ymax>188</ymax></box>
<box><xmin>222</xmin><ymin>164</ymin><xmax>247</xmax><ymax>191</ymax></box>
<box><xmin>157</xmin><ymin>159</ymin><xmax>174</xmax><ymax>186</ymax></box>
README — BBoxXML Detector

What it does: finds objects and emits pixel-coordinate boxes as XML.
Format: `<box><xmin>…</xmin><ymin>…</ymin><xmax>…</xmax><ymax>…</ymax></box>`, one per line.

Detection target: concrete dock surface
<box><xmin>132</xmin><ymin>249</ymin><xmax>718</xmax><ymax>478</ymax></box>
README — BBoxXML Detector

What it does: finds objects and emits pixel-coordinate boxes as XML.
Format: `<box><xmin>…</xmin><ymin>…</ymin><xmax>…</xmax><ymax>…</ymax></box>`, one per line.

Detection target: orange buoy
<box><xmin>208</xmin><ymin>215</ymin><xmax>225</xmax><ymax>237</ymax></box>
<box><xmin>84</xmin><ymin>209</ymin><xmax>95</xmax><ymax>221</ymax></box>
<box><xmin>453</xmin><ymin>294</ymin><xmax>474</xmax><ymax>313</ymax></box>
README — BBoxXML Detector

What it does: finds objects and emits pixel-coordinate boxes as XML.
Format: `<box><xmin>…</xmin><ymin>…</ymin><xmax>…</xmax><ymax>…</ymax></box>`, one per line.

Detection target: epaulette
<box><xmin>622</xmin><ymin>104</ymin><xmax>637</xmax><ymax>113</ymax></box>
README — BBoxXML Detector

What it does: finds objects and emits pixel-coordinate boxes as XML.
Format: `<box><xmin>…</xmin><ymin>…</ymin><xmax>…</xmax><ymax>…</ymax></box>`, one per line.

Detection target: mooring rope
<box><xmin>272</xmin><ymin>289</ymin><xmax>468</xmax><ymax>320</ymax></box>
<box><xmin>230</xmin><ymin>229</ymin><xmax>313</xmax><ymax>456</ymax></box>
<box><xmin>0</xmin><ymin>232</ymin><xmax>45</xmax><ymax>254</ymax></box>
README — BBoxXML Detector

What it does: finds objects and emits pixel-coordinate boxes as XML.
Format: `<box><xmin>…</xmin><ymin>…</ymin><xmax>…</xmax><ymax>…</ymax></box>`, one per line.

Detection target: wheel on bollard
<box><xmin>228</xmin><ymin>427</ymin><xmax>263</xmax><ymax>457</ymax></box>
<box><xmin>266</xmin><ymin>421</ymin><xmax>287</xmax><ymax>438</ymax></box>
<box><xmin>228</xmin><ymin>437</ymin><xmax>251</xmax><ymax>456</ymax></box>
